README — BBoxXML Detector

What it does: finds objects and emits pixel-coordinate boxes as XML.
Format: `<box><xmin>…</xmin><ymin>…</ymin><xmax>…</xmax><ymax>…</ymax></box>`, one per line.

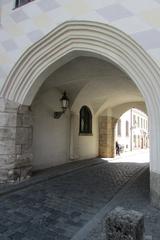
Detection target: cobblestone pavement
<box><xmin>82</xmin><ymin>168</ymin><xmax>160</xmax><ymax>240</ymax></box>
<box><xmin>0</xmin><ymin>158</ymin><xmax>146</xmax><ymax>240</ymax></box>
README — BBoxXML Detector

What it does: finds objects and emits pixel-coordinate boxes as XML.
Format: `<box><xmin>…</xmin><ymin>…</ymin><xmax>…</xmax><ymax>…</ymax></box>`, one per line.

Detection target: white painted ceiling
<box><xmin>40</xmin><ymin>56</ymin><xmax>144</xmax><ymax>114</ymax></box>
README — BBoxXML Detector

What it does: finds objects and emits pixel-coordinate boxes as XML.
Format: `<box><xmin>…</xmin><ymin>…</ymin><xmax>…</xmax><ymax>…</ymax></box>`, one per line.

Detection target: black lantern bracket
<box><xmin>54</xmin><ymin>110</ymin><xmax>65</xmax><ymax>119</ymax></box>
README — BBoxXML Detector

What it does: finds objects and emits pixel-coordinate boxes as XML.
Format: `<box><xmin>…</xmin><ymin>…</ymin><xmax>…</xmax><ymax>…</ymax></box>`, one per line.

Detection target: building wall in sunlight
<box><xmin>115</xmin><ymin>108</ymin><xmax>149</xmax><ymax>152</ymax></box>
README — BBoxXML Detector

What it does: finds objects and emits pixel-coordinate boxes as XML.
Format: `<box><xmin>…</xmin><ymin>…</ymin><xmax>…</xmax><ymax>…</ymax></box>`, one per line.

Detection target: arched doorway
<box><xmin>1</xmin><ymin>21</ymin><xmax>160</xmax><ymax>208</ymax></box>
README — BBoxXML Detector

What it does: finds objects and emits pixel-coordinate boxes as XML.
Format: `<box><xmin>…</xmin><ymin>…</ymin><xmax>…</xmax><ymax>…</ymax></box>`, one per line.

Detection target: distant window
<box><xmin>15</xmin><ymin>0</ymin><xmax>34</xmax><ymax>8</ymax></box>
<box><xmin>117</xmin><ymin>120</ymin><xmax>121</xmax><ymax>136</ymax></box>
<box><xmin>126</xmin><ymin>120</ymin><xmax>129</xmax><ymax>137</ymax></box>
<box><xmin>138</xmin><ymin>135</ymin><xmax>140</xmax><ymax>147</ymax></box>
<box><xmin>133</xmin><ymin>114</ymin><xmax>136</xmax><ymax>126</ymax></box>
<box><xmin>137</xmin><ymin>116</ymin><xmax>140</xmax><ymax>128</ymax></box>
<box><xmin>143</xmin><ymin>119</ymin><xmax>145</xmax><ymax>129</ymax></box>
<box><xmin>79</xmin><ymin>106</ymin><xmax>92</xmax><ymax>134</ymax></box>
<box><xmin>146</xmin><ymin>120</ymin><xmax>148</xmax><ymax>130</ymax></box>
<box><xmin>134</xmin><ymin>135</ymin><xmax>136</xmax><ymax>147</ymax></box>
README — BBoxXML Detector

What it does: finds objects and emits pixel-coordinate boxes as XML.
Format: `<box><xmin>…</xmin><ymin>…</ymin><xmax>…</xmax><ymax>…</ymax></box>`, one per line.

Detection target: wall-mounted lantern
<box><xmin>54</xmin><ymin>91</ymin><xmax>69</xmax><ymax>119</ymax></box>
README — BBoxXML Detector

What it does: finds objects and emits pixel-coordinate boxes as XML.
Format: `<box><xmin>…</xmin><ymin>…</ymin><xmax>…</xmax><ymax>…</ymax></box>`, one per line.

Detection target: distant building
<box><xmin>115</xmin><ymin>109</ymin><xmax>149</xmax><ymax>152</ymax></box>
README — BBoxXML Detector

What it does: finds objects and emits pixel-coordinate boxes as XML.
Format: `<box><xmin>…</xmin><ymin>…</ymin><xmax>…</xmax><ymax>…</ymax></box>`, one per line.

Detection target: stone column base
<box><xmin>150</xmin><ymin>171</ymin><xmax>160</xmax><ymax>209</ymax></box>
<box><xmin>99</xmin><ymin>116</ymin><xmax>117</xmax><ymax>158</ymax></box>
<box><xmin>0</xmin><ymin>99</ymin><xmax>32</xmax><ymax>183</ymax></box>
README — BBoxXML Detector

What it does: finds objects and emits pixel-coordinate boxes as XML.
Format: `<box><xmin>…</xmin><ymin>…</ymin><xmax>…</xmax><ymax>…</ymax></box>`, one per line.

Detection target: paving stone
<box><xmin>0</xmin><ymin>224</ymin><xmax>8</xmax><ymax>233</ymax></box>
<box><xmin>81</xmin><ymin>168</ymin><xmax>160</xmax><ymax>240</ymax></box>
<box><xmin>9</xmin><ymin>232</ymin><xmax>25</xmax><ymax>240</ymax></box>
<box><xmin>0</xmin><ymin>158</ymin><xmax>144</xmax><ymax>239</ymax></box>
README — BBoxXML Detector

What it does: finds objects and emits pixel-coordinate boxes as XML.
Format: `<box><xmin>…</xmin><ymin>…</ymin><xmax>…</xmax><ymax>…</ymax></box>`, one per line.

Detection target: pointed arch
<box><xmin>1</xmin><ymin>20</ymin><xmax>160</xmax><ymax>182</ymax></box>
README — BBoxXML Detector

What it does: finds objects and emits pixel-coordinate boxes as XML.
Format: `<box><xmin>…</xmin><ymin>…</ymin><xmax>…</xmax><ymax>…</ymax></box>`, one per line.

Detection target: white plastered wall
<box><xmin>31</xmin><ymin>88</ymin><xmax>70</xmax><ymax>170</ymax></box>
<box><xmin>70</xmin><ymin>107</ymin><xmax>98</xmax><ymax>161</ymax></box>
<box><xmin>31</xmin><ymin>92</ymin><xmax>99</xmax><ymax>168</ymax></box>
<box><xmin>78</xmin><ymin>115</ymin><xmax>98</xmax><ymax>160</ymax></box>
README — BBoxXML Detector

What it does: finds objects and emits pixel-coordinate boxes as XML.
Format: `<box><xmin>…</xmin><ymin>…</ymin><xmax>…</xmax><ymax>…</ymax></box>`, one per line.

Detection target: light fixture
<box><xmin>54</xmin><ymin>91</ymin><xmax>69</xmax><ymax>119</ymax></box>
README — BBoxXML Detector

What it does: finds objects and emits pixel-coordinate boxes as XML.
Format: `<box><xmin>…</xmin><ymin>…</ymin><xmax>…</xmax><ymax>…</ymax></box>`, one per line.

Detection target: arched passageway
<box><xmin>1</xmin><ymin>21</ymin><xmax>160</xmax><ymax>208</ymax></box>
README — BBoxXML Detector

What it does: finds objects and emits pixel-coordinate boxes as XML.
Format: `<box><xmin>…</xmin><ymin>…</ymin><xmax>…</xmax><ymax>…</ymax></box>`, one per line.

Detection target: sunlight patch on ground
<box><xmin>101</xmin><ymin>149</ymin><xmax>150</xmax><ymax>164</ymax></box>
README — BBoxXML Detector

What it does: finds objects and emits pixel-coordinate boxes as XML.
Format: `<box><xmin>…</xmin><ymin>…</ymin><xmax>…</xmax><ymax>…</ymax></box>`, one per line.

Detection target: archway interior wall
<box><xmin>27</xmin><ymin>54</ymin><xmax>139</xmax><ymax>169</ymax></box>
<box><xmin>31</xmin><ymin>88</ymin><xmax>70</xmax><ymax>170</ymax></box>
<box><xmin>31</xmin><ymin>90</ymin><xmax>99</xmax><ymax>167</ymax></box>
<box><xmin>70</xmin><ymin>106</ymin><xmax>99</xmax><ymax>161</ymax></box>
<box><xmin>62</xmin><ymin>56</ymin><xmax>141</xmax><ymax>161</ymax></box>
<box><xmin>33</xmin><ymin>55</ymin><xmax>140</xmax><ymax>163</ymax></box>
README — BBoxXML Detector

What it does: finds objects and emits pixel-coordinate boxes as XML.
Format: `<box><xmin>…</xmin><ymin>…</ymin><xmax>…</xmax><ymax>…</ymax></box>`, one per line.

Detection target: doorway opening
<box><xmin>113</xmin><ymin>108</ymin><xmax>150</xmax><ymax>164</ymax></box>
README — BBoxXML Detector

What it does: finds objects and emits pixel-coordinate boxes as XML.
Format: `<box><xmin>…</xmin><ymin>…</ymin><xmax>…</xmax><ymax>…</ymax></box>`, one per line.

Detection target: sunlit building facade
<box><xmin>115</xmin><ymin>109</ymin><xmax>149</xmax><ymax>152</ymax></box>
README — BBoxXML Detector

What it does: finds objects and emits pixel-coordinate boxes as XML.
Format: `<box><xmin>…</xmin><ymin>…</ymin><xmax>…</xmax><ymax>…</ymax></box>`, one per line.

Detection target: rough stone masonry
<box><xmin>105</xmin><ymin>207</ymin><xmax>144</xmax><ymax>240</ymax></box>
<box><xmin>0</xmin><ymin>99</ymin><xmax>32</xmax><ymax>183</ymax></box>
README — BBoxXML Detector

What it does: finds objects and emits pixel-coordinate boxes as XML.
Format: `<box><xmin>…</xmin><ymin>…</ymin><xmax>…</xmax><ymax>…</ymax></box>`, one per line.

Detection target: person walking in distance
<box><xmin>116</xmin><ymin>141</ymin><xmax>120</xmax><ymax>155</ymax></box>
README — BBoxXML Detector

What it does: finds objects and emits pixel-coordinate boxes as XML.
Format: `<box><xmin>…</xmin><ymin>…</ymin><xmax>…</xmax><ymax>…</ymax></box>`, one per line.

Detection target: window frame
<box><xmin>79</xmin><ymin>106</ymin><xmax>92</xmax><ymax>135</ymax></box>
<box><xmin>117</xmin><ymin>119</ymin><xmax>121</xmax><ymax>136</ymax></box>
<box><xmin>126</xmin><ymin>120</ymin><xmax>129</xmax><ymax>137</ymax></box>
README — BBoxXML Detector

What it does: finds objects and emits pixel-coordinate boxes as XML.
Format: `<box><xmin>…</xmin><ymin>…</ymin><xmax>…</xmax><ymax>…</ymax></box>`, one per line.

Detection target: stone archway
<box><xmin>1</xmin><ymin>21</ymin><xmax>160</xmax><ymax>208</ymax></box>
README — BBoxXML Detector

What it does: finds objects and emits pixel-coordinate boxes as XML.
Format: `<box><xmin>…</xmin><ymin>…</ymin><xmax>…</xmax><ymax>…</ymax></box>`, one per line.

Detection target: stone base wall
<box><xmin>99</xmin><ymin>116</ymin><xmax>117</xmax><ymax>158</ymax></box>
<box><xmin>14</xmin><ymin>105</ymin><xmax>32</xmax><ymax>182</ymax></box>
<box><xmin>0</xmin><ymin>99</ymin><xmax>32</xmax><ymax>183</ymax></box>
<box><xmin>150</xmin><ymin>171</ymin><xmax>160</xmax><ymax>209</ymax></box>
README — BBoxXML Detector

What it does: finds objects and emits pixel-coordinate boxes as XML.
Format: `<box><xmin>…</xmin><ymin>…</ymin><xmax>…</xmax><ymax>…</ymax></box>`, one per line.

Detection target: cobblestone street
<box><xmin>0</xmin><ymin>151</ymin><xmax>159</xmax><ymax>239</ymax></box>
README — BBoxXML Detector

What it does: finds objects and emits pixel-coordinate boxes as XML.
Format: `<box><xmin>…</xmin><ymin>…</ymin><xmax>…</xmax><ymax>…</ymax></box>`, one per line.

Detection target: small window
<box><xmin>15</xmin><ymin>0</ymin><xmax>34</xmax><ymax>8</ymax></box>
<box><xmin>133</xmin><ymin>114</ymin><xmax>136</xmax><ymax>126</ymax></box>
<box><xmin>143</xmin><ymin>119</ymin><xmax>145</xmax><ymax>129</ymax></box>
<box><xmin>126</xmin><ymin>120</ymin><xmax>129</xmax><ymax>137</ymax></box>
<box><xmin>133</xmin><ymin>135</ymin><xmax>136</xmax><ymax>147</ymax></box>
<box><xmin>141</xmin><ymin>118</ymin><xmax>143</xmax><ymax>128</ymax></box>
<box><xmin>137</xmin><ymin>116</ymin><xmax>140</xmax><ymax>128</ymax></box>
<box><xmin>79</xmin><ymin>106</ymin><xmax>92</xmax><ymax>134</ymax></box>
<box><xmin>117</xmin><ymin>119</ymin><xmax>121</xmax><ymax>136</ymax></box>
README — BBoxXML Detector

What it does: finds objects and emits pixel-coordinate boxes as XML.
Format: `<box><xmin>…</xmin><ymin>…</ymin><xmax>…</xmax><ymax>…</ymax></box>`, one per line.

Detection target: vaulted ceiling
<box><xmin>39</xmin><ymin>56</ymin><xmax>144</xmax><ymax>115</ymax></box>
